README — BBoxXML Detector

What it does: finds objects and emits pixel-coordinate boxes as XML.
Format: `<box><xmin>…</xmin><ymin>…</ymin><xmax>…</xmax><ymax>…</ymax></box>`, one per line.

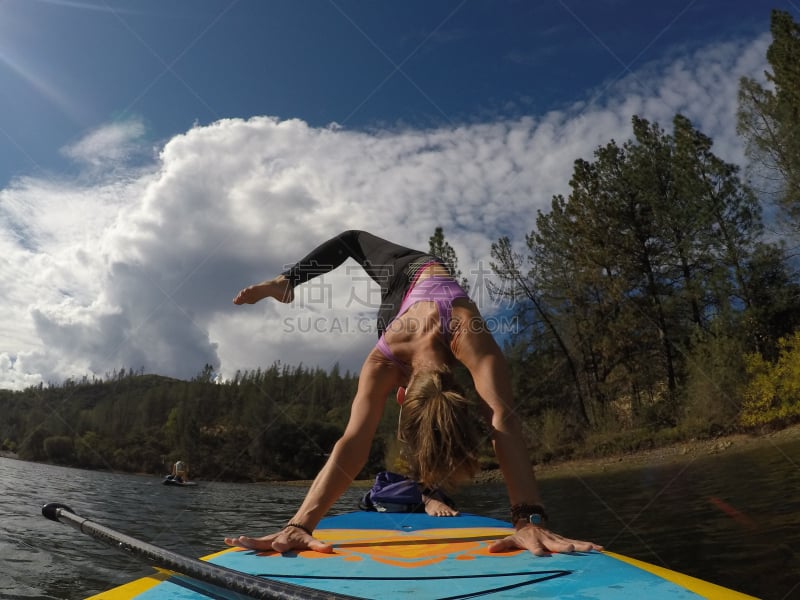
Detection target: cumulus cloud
<box><xmin>0</xmin><ymin>34</ymin><xmax>769</xmax><ymax>390</ymax></box>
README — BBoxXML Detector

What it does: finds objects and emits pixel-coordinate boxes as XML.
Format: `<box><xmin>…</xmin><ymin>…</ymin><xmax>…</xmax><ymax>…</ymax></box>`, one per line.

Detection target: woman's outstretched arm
<box><xmin>224</xmin><ymin>353</ymin><xmax>400</xmax><ymax>552</ymax></box>
<box><xmin>453</xmin><ymin>312</ymin><xmax>603</xmax><ymax>555</ymax></box>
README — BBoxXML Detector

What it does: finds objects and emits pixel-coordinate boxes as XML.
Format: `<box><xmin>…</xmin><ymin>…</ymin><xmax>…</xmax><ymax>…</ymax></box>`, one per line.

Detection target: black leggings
<box><xmin>281</xmin><ymin>230</ymin><xmax>438</xmax><ymax>336</ymax></box>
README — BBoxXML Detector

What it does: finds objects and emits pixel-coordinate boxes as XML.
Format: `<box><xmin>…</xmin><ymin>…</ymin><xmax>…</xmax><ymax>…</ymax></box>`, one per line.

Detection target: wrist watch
<box><xmin>527</xmin><ymin>511</ymin><xmax>546</xmax><ymax>525</ymax></box>
<box><xmin>510</xmin><ymin>503</ymin><xmax>548</xmax><ymax>526</ymax></box>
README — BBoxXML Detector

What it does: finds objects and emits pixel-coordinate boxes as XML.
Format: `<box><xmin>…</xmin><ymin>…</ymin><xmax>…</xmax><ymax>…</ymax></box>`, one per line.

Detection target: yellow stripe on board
<box><xmin>606</xmin><ymin>552</ymin><xmax>759</xmax><ymax>600</ymax></box>
<box><xmin>197</xmin><ymin>547</ymin><xmax>240</xmax><ymax>561</ymax></box>
<box><xmin>85</xmin><ymin>569</ymin><xmax>170</xmax><ymax>599</ymax></box>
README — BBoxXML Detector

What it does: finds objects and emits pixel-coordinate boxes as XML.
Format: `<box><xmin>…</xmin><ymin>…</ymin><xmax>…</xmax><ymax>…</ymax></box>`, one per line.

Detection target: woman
<box><xmin>171</xmin><ymin>460</ymin><xmax>188</xmax><ymax>483</ymax></box>
<box><xmin>225</xmin><ymin>230</ymin><xmax>601</xmax><ymax>556</ymax></box>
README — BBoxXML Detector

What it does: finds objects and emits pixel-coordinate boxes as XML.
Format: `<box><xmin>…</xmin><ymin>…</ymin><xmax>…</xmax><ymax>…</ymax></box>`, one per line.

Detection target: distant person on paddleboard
<box><xmin>171</xmin><ymin>460</ymin><xmax>188</xmax><ymax>483</ymax></box>
<box><xmin>226</xmin><ymin>230</ymin><xmax>602</xmax><ymax>556</ymax></box>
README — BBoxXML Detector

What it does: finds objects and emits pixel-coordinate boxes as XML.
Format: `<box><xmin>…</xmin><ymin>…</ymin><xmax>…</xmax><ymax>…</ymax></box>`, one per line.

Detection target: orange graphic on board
<box><xmin>258</xmin><ymin>528</ymin><xmax>522</xmax><ymax>569</ymax></box>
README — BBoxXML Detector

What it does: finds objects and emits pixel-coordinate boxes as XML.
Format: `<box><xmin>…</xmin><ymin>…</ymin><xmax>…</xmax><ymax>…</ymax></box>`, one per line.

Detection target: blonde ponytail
<box><xmin>398</xmin><ymin>367</ymin><xmax>481</xmax><ymax>492</ymax></box>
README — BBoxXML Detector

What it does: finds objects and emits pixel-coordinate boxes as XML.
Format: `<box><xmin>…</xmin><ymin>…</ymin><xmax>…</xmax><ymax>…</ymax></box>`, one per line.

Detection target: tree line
<box><xmin>2</xmin><ymin>9</ymin><xmax>799</xmax><ymax>477</ymax></box>
<box><xmin>0</xmin><ymin>365</ymin><xmax>379</xmax><ymax>480</ymax></box>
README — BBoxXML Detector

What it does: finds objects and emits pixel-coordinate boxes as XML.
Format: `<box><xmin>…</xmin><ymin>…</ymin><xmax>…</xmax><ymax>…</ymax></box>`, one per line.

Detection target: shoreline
<box><xmin>4</xmin><ymin>424</ymin><xmax>799</xmax><ymax>485</ymax></box>
<box><xmin>278</xmin><ymin>423</ymin><xmax>800</xmax><ymax>487</ymax></box>
<box><xmin>474</xmin><ymin>423</ymin><xmax>800</xmax><ymax>484</ymax></box>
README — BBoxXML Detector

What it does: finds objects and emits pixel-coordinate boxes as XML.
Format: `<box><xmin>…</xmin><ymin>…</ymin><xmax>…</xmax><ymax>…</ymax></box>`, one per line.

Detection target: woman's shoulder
<box><xmin>449</xmin><ymin>302</ymin><xmax>501</xmax><ymax>356</ymax></box>
<box><xmin>352</xmin><ymin>350</ymin><xmax>406</xmax><ymax>400</ymax></box>
<box><xmin>364</xmin><ymin>345</ymin><xmax>407</xmax><ymax>376</ymax></box>
<box><xmin>450</xmin><ymin>297</ymin><xmax>483</xmax><ymax>325</ymax></box>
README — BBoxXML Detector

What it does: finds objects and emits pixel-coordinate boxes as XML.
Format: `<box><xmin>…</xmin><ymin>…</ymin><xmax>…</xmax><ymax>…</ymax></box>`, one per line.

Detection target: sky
<box><xmin>0</xmin><ymin>0</ymin><xmax>796</xmax><ymax>390</ymax></box>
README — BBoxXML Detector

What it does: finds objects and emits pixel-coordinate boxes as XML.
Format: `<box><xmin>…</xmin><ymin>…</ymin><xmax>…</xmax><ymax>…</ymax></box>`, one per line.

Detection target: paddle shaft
<box><xmin>42</xmin><ymin>503</ymin><xmax>361</xmax><ymax>600</ymax></box>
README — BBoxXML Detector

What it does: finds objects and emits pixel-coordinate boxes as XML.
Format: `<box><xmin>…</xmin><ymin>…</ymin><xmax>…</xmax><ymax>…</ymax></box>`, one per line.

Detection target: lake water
<box><xmin>1</xmin><ymin>439</ymin><xmax>799</xmax><ymax>600</ymax></box>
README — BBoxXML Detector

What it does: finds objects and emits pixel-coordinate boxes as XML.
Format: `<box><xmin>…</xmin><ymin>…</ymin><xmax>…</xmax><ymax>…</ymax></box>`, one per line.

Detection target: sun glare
<box><xmin>0</xmin><ymin>2</ymin><xmax>85</xmax><ymax>122</ymax></box>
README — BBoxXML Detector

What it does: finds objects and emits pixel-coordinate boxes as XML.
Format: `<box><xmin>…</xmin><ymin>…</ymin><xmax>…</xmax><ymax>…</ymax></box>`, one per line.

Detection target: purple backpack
<box><xmin>359</xmin><ymin>471</ymin><xmax>423</xmax><ymax>512</ymax></box>
<box><xmin>358</xmin><ymin>471</ymin><xmax>455</xmax><ymax>513</ymax></box>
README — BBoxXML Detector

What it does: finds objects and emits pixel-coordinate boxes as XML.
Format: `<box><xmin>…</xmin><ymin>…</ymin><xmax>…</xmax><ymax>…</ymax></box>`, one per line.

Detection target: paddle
<box><xmin>41</xmin><ymin>502</ymin><xmax>362</xmax><ymax>600</ymax></box>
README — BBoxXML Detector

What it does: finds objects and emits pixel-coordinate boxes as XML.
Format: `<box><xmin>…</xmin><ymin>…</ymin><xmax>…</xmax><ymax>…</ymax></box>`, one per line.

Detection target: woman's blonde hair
<box><xmin>397</xmin><ymin>367</ymin><xmax>481</xmax><ymax>492</ymax></box>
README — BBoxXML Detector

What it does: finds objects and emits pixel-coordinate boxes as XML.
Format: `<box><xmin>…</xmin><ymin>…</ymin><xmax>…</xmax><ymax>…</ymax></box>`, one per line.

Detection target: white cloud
<box><xmin>0</xmin><ymin>34</ymin><xmax>770</xmax><ymax>390</ymax></box>
<box><xmin>61</xmin><ymin>119</ymin><xmax>148</xmax><ymax>170</ymax></box>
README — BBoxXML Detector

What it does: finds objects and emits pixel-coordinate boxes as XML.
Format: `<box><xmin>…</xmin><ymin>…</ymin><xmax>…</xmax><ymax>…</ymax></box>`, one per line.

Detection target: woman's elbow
<box><xmin>490</xmin><ymin>407</ymin><xmax>522</xmax><ymax>433</ymax></box>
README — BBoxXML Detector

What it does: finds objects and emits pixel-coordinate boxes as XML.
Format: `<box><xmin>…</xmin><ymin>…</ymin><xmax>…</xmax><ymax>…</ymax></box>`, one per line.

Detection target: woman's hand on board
<box><xmin>488</xmin><ymin>524</ymin><xmax>603</xmax><ymax>556</ymax></box>
<box><xmin>224</xmin><ymin>526</ymin><xmax>333</xmax><ymax>554</ymax></box>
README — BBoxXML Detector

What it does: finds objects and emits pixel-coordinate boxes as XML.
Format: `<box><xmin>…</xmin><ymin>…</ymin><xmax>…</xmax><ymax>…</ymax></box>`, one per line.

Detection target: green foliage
<box><xmin>740</xmin><ymin>242</ymin><xmax>800</xmax><ymax>357</ymax></box>
<box><xmin>493</xmin><ymin>113</ymin><xmax>771</xmax><ymax>434</ymax></box>
<box><xmin>531</xmin><ymin>409</ymin><xmax>579</xmax><ymax>463</ymax></box>
<box><xmin>74</xmin><ymin>431</ymin><xmax>112</xmax><ymax>469</ymax></box>
<box><xmin>19</xmin><ymin>427</ymin><xmax>50</xmax><ymax>462</ymax></box>
<box><xmin>43</xmin><ymin>436</ymin><xmax>74</xmax><ymax>464</ymax></box>
<box><xmin>0</xmin><ymin>365</ymin><xmax>365</xmax><ymax>481</ymax></box>
<box><xmin>738</xmin><ymin>10</ymin><xmax>800</xmax><ymax>220</ymax></box>
<box><xmin>741</xmin><ymin>331</ymin><xmax>800</xmax><ymax>426</ymax></box>
<box><xmin>682</xmin><ymin>326</ymin><xmax>748</xmax><ymax>435</ymax></box>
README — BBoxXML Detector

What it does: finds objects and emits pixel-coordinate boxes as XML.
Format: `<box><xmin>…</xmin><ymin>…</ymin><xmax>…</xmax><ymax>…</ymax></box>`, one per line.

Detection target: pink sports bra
<box><xmin>375</xmin><ymin>275</ymin><xmax>470</xmax><ymax>374</ymax></box>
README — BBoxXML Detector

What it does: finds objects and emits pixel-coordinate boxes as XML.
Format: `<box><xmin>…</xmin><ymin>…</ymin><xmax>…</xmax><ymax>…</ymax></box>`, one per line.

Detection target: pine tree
<box><xmin>428</xmin><ymin>227</ymin><xmax>470</xmax><ymax>292</ymax></box>
<box><xmin>496</xmin><ymin>114</ymin><xmax>771</xmax><ymax>427</ymax></box>
<box><xmin>737</xmin><ymin>10</ymin><xmax>800</xmax><ymax>221</ymax></box>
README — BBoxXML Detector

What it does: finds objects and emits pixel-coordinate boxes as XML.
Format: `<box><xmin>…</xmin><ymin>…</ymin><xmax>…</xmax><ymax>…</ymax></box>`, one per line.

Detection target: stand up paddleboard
<box><xmin>162</xmin><ymin>476</ymin><xmax>198</xmax><ymax>487</ymax></box>
<box><xmin>43</xmin><ymin>507</ymin><xmax>756</xmax><ymax>600</ymax></box>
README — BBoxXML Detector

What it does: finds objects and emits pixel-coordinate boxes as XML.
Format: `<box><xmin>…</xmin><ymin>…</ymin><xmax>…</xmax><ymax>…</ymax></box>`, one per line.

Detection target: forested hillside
<box><xmin>0</xmin><ymin>365</ymin><xmax>376</xmax><ymax>481</ymax></box>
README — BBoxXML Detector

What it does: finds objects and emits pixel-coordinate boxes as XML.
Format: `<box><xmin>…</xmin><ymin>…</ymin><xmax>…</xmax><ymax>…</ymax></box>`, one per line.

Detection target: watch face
<box><xmin>529</xmin><ymin>513</ymin><xmax>544</xmax><ymax>525</ymax></box>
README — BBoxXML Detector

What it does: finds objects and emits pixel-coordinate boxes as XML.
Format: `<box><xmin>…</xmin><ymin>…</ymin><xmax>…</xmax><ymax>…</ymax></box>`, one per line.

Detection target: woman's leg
<box><xmin>281</xmin><ymin>230</ymin><xmax>423</xmax><ymax>290</ymax></box>
<box><xmin>228</xmin><ymin>230</ymin><xmax>437</xmax><ymax>334</ymax></box>
<box><xmin>283</xmin><ymin>230</ymin><xmax>436</xmax><ymax>334</ymax></box>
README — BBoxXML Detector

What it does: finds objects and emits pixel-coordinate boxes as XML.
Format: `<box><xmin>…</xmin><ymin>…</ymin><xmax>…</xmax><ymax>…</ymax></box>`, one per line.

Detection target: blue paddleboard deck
<box><xmin>89</xmin><ymin>512</ymin><xmax>756</xmax><ymax>599</ymax></box>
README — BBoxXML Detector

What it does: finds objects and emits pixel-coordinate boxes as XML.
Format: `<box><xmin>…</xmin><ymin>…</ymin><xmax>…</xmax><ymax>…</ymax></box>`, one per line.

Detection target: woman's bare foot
<box><xmin>423</xmin><ymin>495</ymin><xmax>459</xmax><ymax>517</ymax></box>
<box><xmin>233</xmin><ymin>277</ymin><xmax>294</xmax><ymax>305</ymax></box>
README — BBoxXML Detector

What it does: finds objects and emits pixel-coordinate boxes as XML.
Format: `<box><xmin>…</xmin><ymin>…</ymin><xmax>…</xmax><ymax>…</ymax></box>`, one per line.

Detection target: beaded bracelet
<box><xmin>286</xmin><ymin>522</ymin><xmax>313</xmax><ymax>536</ymax></box>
